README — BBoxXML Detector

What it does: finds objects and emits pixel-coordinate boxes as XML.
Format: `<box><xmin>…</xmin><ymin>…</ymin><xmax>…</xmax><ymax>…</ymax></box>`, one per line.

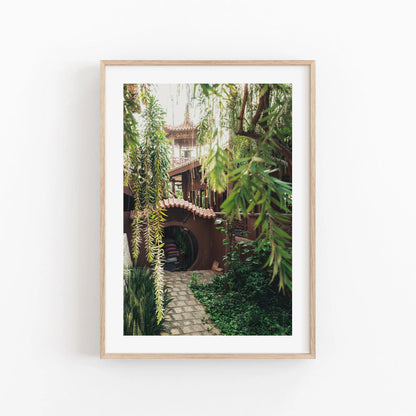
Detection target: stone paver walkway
<box><xmin>162</xmin><ymin>270</ymin><xmax>221</xmax><ymax>336</ymax></box>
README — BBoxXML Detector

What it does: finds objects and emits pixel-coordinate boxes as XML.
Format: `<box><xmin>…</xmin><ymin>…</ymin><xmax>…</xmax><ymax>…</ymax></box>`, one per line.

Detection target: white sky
<box><xmin>150</xmin><ymin>84</ymin><xmax>201</xmax><ymax>126</ymax></box>
<box><xmin>144</xmin><ymin>84</ymin><xmax>229</xmax><ymax>153</ymax></box>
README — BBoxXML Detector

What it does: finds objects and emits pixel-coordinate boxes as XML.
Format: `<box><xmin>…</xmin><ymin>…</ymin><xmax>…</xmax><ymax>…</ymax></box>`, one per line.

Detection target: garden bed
<box><xmin>190</xmin><ymin>272</ymin><xmax>292</xmax><ymax>336</ymax></box>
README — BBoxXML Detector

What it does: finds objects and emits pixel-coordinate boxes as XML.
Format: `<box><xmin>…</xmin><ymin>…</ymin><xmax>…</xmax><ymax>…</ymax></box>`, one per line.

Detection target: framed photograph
<box><xmin>100</xmin><ymin>60</ymin><xmax>315</xmax><ymax>359</ymax></box>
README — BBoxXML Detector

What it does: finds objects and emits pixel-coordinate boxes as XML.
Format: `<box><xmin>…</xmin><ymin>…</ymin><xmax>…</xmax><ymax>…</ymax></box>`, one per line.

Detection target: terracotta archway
<box><xmin>163</xmin><ymin>217</ymin><xmax>215</xmax><ymax>270</ymax></box>
<box><xmin>158</xmin><ymin>198</ymin><xmax>216</xmax><ymax>270</ymax></box>
<box><xmin>163</xmin><ymin>222</ymin><xmax>200</xmax><ymax>269</ymax></box>
<box><xmin>128</xmin><ymin>198</ymin><xmax>223</xmax><ymax>270</ymax></box>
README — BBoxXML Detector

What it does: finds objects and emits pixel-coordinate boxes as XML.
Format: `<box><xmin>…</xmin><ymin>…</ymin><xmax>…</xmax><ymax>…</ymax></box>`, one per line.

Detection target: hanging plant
<box><xmin>123</xmin><ymin>85</ymin><xmax>170</xmax><ymax>322</ymax></box>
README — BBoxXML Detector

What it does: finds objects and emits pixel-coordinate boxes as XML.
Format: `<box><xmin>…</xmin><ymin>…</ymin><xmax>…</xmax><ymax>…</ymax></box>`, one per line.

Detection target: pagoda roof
<box><xmin>164</xmin><ymin>105</ymin><xmax>197</xmax><ymax>135</ymax></box>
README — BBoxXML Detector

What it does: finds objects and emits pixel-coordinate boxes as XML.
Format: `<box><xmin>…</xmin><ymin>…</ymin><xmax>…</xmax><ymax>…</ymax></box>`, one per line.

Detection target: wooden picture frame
<box><xmin>100</xmin><ymin>60</ymin><xmax>315</xmax><ymax>359</ymax></box>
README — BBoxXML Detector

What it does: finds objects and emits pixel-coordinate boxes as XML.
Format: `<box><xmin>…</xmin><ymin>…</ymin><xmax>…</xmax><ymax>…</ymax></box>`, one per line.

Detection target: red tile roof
<box><xmin>130</xmin><ymin>198</ymin><xmax>216</xmax><ymax>220</ymax></box>
<box><xmin>164</xmin><ymin>122</ymin><xmax>196</xmax><ymax>134</ymax></box>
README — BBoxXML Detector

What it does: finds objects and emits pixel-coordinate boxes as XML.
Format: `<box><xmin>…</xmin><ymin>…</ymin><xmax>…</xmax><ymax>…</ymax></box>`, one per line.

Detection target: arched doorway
<box><xmin>163</xmin><ymin>225</ymin><xmax>198</xmax><ymax>271</ymax></box>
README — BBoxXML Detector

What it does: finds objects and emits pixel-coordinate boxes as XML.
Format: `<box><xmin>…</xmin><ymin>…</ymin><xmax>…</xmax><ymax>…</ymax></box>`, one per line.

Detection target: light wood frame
<box><xmin>100</xmin><ymin>60</ymin><xmax>316</xmax><ymax>359</ymax></box>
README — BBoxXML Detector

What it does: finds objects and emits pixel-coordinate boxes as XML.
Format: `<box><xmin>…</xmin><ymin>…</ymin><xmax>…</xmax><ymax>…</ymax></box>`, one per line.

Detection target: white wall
<box><xmin>1</xmin><ymin>1</ymin><xmax>415</xmax><ymax>415</ymax></box>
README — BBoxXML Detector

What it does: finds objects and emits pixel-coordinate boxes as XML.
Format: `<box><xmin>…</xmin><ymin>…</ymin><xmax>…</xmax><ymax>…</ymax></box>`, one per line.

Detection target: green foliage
<box><xmin>202</xmin><ymin>142</ymin><xmax>229</xmax><ymax>193</ymax></box>
<box><xmin>123</xmin><ymin>84</ymin><xmax>150</xmax><ymax>152</ymax></box>
<box><xmin>194</xmin><ymin>83</ymin><xmax>293</xmax><ymax>292</ymax></box>
<box><xmin>126</xmin><ymin>94</ymin><xmax>171</xmax><ymax>209</ymax></box>
<box><xmin>222</xmin><ymin>147</ymin><xmax>292</xmax><ymax>291</ymax></box>
<box><xmin>189</xmin><ymin>242</ymin><xmax>291</xmax><ymax>335</ymax></box>
<box><xmin>190</xmin><ymin>272</ymin><xmax>202</xmax><ymax>286</ymax></box>
<box><xmin>175</xmin><ymin>187</ymin><xmax>183</xmax><ymax>199</ymax></box>
<box><xmin>123</xmin><ymin>267</ymin><xmax>171</xmax><ymax>335</ymax></box>
<box><xmin>123</xmin><ymin>86</ymin><xmax>171</xmax><ymax>322</ymax></box>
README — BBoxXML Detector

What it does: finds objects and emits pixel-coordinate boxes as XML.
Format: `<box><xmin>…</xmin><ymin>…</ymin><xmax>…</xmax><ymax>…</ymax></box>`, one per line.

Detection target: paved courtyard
<box><xmin>162</xmin><ymin>270</ymin><xmax>221</xmax><ymax>336</ymax></box>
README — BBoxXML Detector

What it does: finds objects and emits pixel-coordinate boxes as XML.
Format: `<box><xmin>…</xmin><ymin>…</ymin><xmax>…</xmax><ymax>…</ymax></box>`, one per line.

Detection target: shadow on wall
<box><xmin>69</xmin><ymin>64</ymin><xmax>101</xmax><ymax>356</ymax></box>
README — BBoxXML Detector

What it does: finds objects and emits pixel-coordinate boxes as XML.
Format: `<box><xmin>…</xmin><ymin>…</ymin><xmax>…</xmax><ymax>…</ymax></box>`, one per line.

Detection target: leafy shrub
<box><xmin>190</xmin><ymin>272</ymin><xmax>201</xmax><ymax>286</ymax></box>
<box><xmin>124</xmin><ymin>267</ymin><xmax>171</xmax><ymax>335</ymax></box>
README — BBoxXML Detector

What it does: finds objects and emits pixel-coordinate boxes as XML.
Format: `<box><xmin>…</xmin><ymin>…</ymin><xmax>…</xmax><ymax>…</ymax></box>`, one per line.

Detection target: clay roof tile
<box><xmin>130</xmin><ymin>198</ymin><xmax>216</xmax><ymax>219</ymax></box>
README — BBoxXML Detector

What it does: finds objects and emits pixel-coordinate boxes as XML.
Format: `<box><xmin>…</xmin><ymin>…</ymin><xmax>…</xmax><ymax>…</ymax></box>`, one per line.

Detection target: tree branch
<box><xmin>250</xmin><ymin>84</ymin><xmax>270</xmax><ymax>130</ymax></box>
<box><xmin>235</xmin><ymin>85</ymin><xmax>292</xmax><ymax>177</ymax></box>
<box><xmin>238</xmin><ymin>84</ymin><xmax>248</xmax><ymax>135</ymax></box>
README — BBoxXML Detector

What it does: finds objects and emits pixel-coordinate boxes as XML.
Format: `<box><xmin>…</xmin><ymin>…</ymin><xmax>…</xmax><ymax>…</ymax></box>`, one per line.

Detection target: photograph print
<box><xmin>122</xmin><ymin>83</ymin><xmax>293</xmax><ymax>336</ymax></box>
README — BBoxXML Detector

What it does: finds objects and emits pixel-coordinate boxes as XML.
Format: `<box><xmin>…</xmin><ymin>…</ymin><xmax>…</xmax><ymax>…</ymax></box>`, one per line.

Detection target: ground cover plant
<box><xmin>190</xmin><ymin>238</ymin><xmax>292</xmax><ymax>335</ymax></box>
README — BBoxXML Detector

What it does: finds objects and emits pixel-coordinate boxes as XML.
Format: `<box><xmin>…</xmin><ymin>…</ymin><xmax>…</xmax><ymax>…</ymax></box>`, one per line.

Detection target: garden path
<box><xmin>162</xmin><ymin>270</ymin><xmax>221</xmax><ymax>336</ymax></box>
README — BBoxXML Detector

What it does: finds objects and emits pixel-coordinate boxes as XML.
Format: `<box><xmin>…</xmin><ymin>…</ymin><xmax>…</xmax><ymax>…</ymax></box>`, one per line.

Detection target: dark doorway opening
<box><xmin>123</xmin><ymin>193</ymin><xmax>134</xmax><ymax>211</ymax></box>
<box><xmin>163</xmin><ymin>226</ymin><xmax>198</xmax><ymax>271</ymax></box>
